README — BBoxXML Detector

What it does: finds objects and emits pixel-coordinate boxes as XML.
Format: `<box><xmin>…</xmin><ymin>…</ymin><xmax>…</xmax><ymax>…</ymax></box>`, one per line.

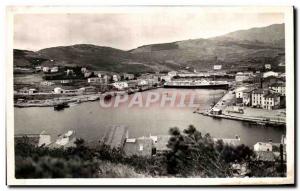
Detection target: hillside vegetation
<box><xmin>15</xmin><ymin>126</ymin><xmax>285</xmax><ymax>178</ymax></box>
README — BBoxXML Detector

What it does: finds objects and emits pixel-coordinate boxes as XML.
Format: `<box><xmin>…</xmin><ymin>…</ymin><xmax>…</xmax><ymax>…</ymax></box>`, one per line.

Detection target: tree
<box><xmin>166</xmin><ymin>126</ymin><xmax>235</xmax><ymax>177</ymax></box>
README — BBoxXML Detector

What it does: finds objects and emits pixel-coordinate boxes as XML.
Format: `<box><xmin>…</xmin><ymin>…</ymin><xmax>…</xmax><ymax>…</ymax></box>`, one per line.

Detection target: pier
<box><xmin>196</xmin><ymin>89</ymin><xmax>286</xmax><ymax>127</ymax></box>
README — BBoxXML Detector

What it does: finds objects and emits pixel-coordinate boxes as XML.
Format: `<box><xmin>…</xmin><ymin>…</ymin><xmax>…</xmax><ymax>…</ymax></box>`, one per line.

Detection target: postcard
<box><xmin>6</xmin><ymin>6</ymin><xmax>294</xmax><ymax>186</ymax></box>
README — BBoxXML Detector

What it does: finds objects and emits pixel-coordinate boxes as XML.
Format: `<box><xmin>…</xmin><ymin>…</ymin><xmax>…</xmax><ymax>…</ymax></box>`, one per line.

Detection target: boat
<box><xmin>54</xmin><ymin>102</ymin><xmax>69</xmax><ymax>111</ymax></box>
<box><xmin>127</xmin><ymin>88</ymin><xmax>138</xmax><ymax>95</ymax></box>
<box><xmin>163</xmin><ymin>80</ymin><xmax>229</xmax><ymax>89</ymax></box>
<box><xmin>87</xmin><ymin>95</ymin><xmax>100</xmax><ymax>101</ymax></box>
<box><xmin>256</xmin><ymin>122</ymin><xmax>266</xmax><ymax>126</ymax></box>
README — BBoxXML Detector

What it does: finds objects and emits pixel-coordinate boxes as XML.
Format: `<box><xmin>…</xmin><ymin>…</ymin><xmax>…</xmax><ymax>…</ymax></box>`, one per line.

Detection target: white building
<box><xmin>40</xmin><ymin>81</ymin><xmax>55</xmax><ymax>86</ymax></box>
<box><xmin>161</xmin><ymin>75</ymin><xmax>172</xmax><ymax>82</ymax></box>
<box><xmin>112</xmin><ymin>82</ymin><xmax>129</xmax><ymax>90</ymax></box>
<box><xmin>254</xmin><ymin>142</ymin><xmax>273</xmax><ymax>152</ymax></box>
<box><xmin>88</xmin><ymin>77</ymin><xmax>104</xmax><ymax>83</ymax></box>
<box><xmin>66</xmin><ymin>69</ymin><xmax>74</xmax><ymax>76</ymax></box>
<box><xmin>50</xmin><ymin>66</ymin><xmax>59</xmax><ymax>73</ymax></box>
<box><xmin>81</xmin><ymin>67</ymin><xmax>87</xmax><ymax>73</ymax></box>
<box><xmin>60</xmin><ymin>80</ymin><xmax>72</xmax><ymax>84</ymax></box>
<box><xmin>28</xmin><ymin>88</ymin><xmax>37</xmax><ymax>94</ymax></box>
<box><xmin>53</xmin><ymin>87</ymin><xmax>64</xmax><ymax>94</ymax></box>
<box><xmin>235</xmin><ymin>86</ymin><xmax>248</xmax><ymax>99</ymax></box>
<box><xmin>263</xmin><ymin>93</ymin><xmax>281</xmax><ymax>110</ymax></box>
<box><xmin>127</xmin><ymin>80</ymin><xmax>138</xmax><ymax>88</ymax></box>
<box><xmin>168</xmin><ymin>71</ymin><xmax>178</xmax><ymax>77</ymax></box>
<box><xmin>123</xmin><ymin>73</ymin><xmax>135</xmax><ymax>80</ymax></box>
<box><xmin>269</xmin><ymin>83</ymin><xmax>285</xmax><ymax>95</ymax></box>
<box><xmin>38</xmin><ymin>134</ymin><xmax>52</xmax><ymax>147</ymax></box>
<box><xmin>265</xmin><ymin>64</ymin><xmax>272</xmax><ymax>70</ymax></box>
<box><xmin>251</xmin><ymin>89</ymin><xmax>267</xmax><ymax>108</ymax></box>
<box><xmin>263</xmin><ymin>71</ymin><xmax>279</xmax><ymax>78</ymax></box>
<box><xmin>113</xmin><ymin>74</ymin><xmax>121</xmax><ymax>82</ymax></box>
<box><xmin>138</xmin><ymin>79</ymin><xmax>148</xmax><ymax>86</ymax></box>
<box><xmin>252</xmin><ymin>89</ymin><xmax>281</xmax><ymax>110</ymax></box>
<box><xmin>235</xmin><ymin>72</ymin><xmax>253</xmax><ymax>83</ymax></box>
<box><xmin>42</xmin><ymin>66</ymin><xmax>50</xmax><ymax>72</ymax></box>
<box><xmin>35</xmin><ymin>66</ymin><xmax>42</xmax><ymax>71</ymax></box>
<box><xmin>242</xmin><ymin>89</ymin><xmax>253</xmax><ymax>106</ymax></box>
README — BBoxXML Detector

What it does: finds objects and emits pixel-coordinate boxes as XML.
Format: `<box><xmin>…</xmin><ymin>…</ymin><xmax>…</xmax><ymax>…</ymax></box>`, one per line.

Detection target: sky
<box><xmin>13</xmin><ymin>10</ymin><xmax>284</xmax><ymax>51</ymax></box>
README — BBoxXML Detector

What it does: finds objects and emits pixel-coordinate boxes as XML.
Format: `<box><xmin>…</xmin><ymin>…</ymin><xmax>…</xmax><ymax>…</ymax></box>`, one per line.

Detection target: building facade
<box><xmin>269</xmin><ymin>83</ymin><xmax>285</xmax><ymax>96</ymax></box>
<box><xmin>112</xmin><ymin>82</ymin><xmax>129</xmax><ymax>90</ymax></box>
<box><xmin>252</xmin><ymin>89</ymin><xmax>281</xmax><ymax>110</ymax></box>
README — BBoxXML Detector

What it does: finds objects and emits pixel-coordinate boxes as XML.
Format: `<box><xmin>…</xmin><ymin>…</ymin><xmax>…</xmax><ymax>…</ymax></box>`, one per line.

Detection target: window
<box><xmin>139</xmin><ymin>144</ymin><xmax>143</xmax><ymax>151</ymax></box>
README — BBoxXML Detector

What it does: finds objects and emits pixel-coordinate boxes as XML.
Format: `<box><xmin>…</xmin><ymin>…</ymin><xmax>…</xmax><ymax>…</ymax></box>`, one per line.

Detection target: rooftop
<box><xmin>235</xmin><ymin>86</ymin><xmax>248</xmax><ymax>92</ymax></box>
<box><xmin>102</xmin><ymin>125</ymin><xmax>128</xmax><ymax>149</ymax></box>
<box><xmin>123</xmin><ymin>137</ymin><xmax>153</xmax><ymax>157</ymax></box>
<box><xmin>264</xmin><ymin>92</ymin><xmax>281</xmax><ymax>98</ymax></box>
<box><xmin>269</xmin><ymin>83</ymin><xmax>285</xmax><ymax>87</ymax></box>
<box><xmin>255</xmin><ymin>142</ymin><xmax>272</xmax><ymax>147</ymax></box>
<box><xmin>252</xmin><ymin>89</ymin><xmax>268</xmax><ymax>95</ymax></box>
<box><xmin>48</xmin><ymin>130</ymin><xmax>76</xmax><ymax>149</ymax></box>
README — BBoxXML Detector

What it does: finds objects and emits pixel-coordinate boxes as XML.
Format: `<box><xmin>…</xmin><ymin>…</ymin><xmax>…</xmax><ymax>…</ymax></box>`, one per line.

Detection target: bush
<box><xmin>15</xmin><ymin>126</ymin><xmax>280</xmax><ymax>178</ymax></box>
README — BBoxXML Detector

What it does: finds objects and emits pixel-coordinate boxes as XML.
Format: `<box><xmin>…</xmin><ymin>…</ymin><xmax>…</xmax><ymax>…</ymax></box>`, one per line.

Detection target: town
<box><xmin>8</xmin><ymin>6</ymin><xmax>294</xmax><ymax>183</ymax></box>
<box><xmin>14</xmin><ymin>61</ymin><xmax>286</xmax><ymax>127</ymax></box>
<box><xmin>14</xmin><ymin>60</ymin><xmax>287</xmax><ymax>177</ymax></box>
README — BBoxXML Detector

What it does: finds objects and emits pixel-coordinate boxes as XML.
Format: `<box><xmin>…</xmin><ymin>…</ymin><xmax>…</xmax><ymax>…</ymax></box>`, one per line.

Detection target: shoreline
<box><xmin>196</xmin><ymin>110</ymin><xmax>286</xmax><ymax>127</ymax></box>
<box><xmin>14</xmin><ymin>86</ymin><xmax>160</xmax><ymax>108</ymax></box>
<box><xmin>196</xmin><ymin>89</ymin><xmax>286</xmax><ymax>127</ymax></box>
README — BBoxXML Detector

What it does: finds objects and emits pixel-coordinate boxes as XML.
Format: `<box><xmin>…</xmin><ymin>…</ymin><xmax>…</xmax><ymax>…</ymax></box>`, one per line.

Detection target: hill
<box><xmin>214</xmin><ymin>23</ymin><xmax>284</xmax><ymax>47</ymax></box>
<box><xmin>37</xmin><ymin>44</ymin><xmax>154</xmax><ymax>73</ymax></box>
<box><xmin>13</xmin><ymin>23</ymin><xmax>285</xmax><ymax>73</ymax></box>
<box><xmin>130</xmin><ymin>24</ymin><xmax>285</xmax><ymax>71</ymax></box>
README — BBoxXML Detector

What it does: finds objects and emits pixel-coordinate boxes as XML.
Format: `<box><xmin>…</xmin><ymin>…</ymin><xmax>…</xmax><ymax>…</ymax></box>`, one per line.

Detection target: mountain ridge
<box><xmin>14</xmin><ymin>23</ymin><xmax>285</xmax><ymax>73</ymax></box>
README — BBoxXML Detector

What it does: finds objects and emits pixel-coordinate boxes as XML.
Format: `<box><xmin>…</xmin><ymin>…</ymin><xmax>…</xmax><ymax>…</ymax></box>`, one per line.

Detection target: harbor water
<box><xmin>14</xmin><ymin>88</ymin><xmax>285</xmax><ymax>146</ymax></box>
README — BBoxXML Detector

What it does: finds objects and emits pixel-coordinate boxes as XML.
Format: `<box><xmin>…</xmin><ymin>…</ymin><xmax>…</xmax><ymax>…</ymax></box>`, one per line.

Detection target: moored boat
<box><xmin>54</xmin><ymin>102</ymin><xmax>69</xmax><ymax>111</ymax></box>
<box><xmin>164</xmin><ymin>80</ymin><xmax>229</xmax><ymax>89</ymax></box>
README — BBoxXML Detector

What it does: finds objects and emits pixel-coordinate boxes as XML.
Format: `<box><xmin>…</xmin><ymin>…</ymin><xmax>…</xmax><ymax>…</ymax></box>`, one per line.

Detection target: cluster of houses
<box><xmin>235</xmin><ymin>70</ymin><xmax>285</xmax><ymax>85</ymax></box>
<box><xmin>41</xmin><ymin>66</ymin><xmax>59</xmax><ymax>73</ymax></box>
<box><xmin>100</xmin><ymin>126</ymin><xmax>242</xmax><ymax>157</ymax></box>
<box><xmin>87</xmin><ymin>72</ymin><xmax>177</xmax><ymax>91</ymax></box>
<box><xmin>53</xmin><ymin>86</ymin><xmax>97</xmax><ymax>95</ymax></box>
<box><xmin>253</xmin><ymin>135</ymin><xmax>286</xmax><ymax>162</ymax></box>
<box><xmin>235</xmin><ymin>71</ymin><xmax>286</xmax><ymax>110</ymax></box>
<box><xmin>15</xmin><ymin>125</ymin><xmax>286</xmax><ymax>166</ymax></box>
<box><xmin>16</xmin><ymin>67</ymin><xmax>179</xmax><ymax>95</ymax></box>
<box><xmin>101</xmin><ymin>126</ymin><xmax>171</xmax><ymax>156</ymax></box>
<box><xmin>15</xmin><ymin>130</ymin><xmax>77</xmax><ymax>149</ymax></box>
<box><xmin>235</xmin><ymin>87</ymin><xmax>285</xmax><ymax>110</ymax></box>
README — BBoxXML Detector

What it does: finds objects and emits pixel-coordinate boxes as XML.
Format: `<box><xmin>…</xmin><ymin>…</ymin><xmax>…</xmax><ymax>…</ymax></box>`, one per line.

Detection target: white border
<box><xmin>6</xmin><ymin>6</ymin><xmax>295</xmax><ymax>186</ymax></box>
